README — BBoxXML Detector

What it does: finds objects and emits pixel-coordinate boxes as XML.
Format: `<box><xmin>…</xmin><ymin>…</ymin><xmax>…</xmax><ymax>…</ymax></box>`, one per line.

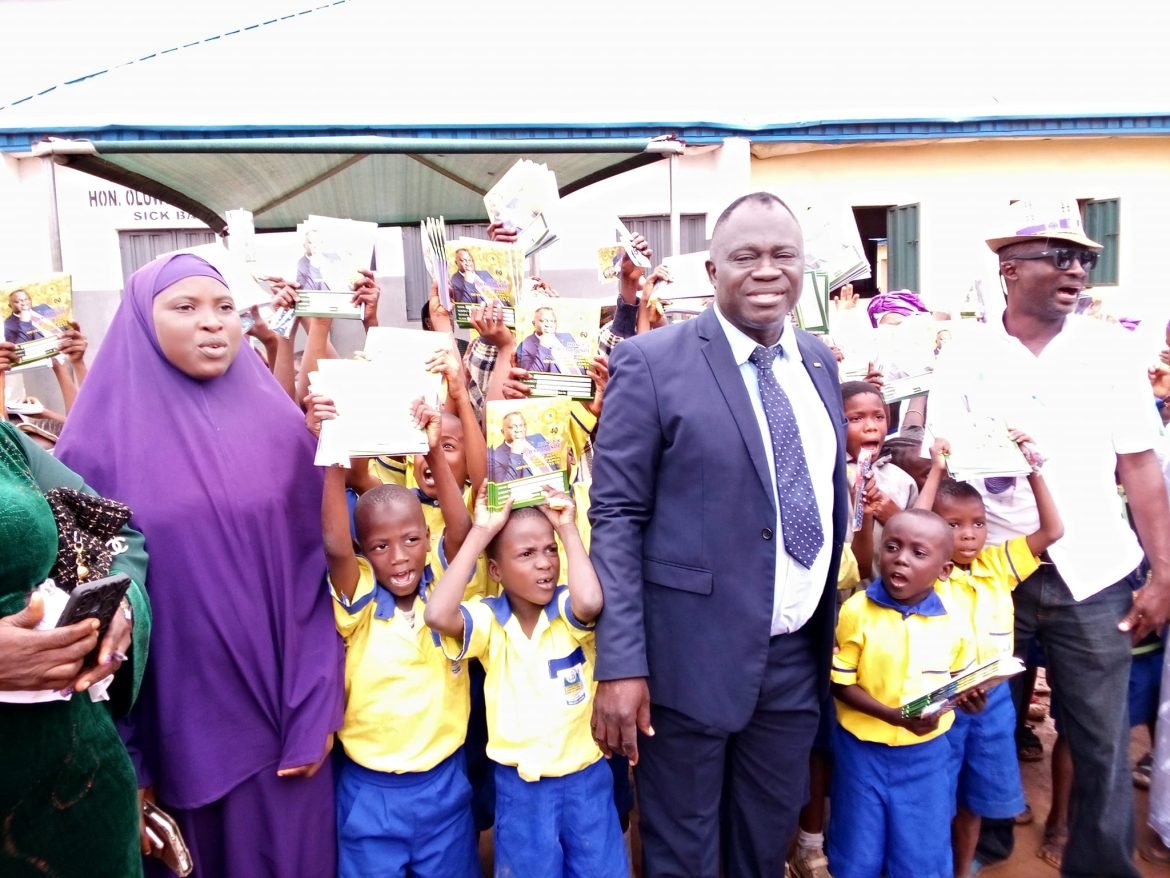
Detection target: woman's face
<box><xmin>152</xmin><ymin>275</ymin><xmax>242</xmax><ymax>380</ymax></box>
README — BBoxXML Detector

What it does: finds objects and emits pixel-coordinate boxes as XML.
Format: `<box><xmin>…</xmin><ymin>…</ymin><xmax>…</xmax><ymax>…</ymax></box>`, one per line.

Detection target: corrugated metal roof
<box><xmin>3</xmin><ymin>0</ymin><xmax>1168</xmax><ymax>231</ymax></box>
<box><xmin>37</xmin><ymin>139</ymin><xmax>672</xmax><ymax>231</ymax></box>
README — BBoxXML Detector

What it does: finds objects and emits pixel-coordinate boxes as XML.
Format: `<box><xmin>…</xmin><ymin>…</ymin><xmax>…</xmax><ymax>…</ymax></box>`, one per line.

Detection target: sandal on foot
<box><xmin>1016</xmin><ymin>724</ymin><xmax>1044</xmax><ymax>762</ymax></box>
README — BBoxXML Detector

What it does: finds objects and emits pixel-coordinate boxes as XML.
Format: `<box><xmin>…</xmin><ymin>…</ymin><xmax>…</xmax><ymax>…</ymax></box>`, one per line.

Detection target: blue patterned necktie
<box><xmin>748</xmin><ymin>344</ymin><xmax>824</xmax><ymax>568</ymax></box>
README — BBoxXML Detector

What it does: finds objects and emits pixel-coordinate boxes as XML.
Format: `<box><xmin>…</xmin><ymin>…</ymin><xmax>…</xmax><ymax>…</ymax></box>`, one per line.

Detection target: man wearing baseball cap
<box><xmin>929</xmin><ymin>198</ymin><xmax>1170</xmax><ymax>876</ymax></box>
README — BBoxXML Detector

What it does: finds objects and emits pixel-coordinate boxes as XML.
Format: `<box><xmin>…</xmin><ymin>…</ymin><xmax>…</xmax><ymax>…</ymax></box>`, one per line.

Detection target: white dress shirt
<box><xmin>714</xmin><ymin>306</ymin><xmax>837</xmax><ymax>634</ymax></box>
<box><xmin>929</xmin><ymin>315</ymin><xmax>1162</xmax><ymax>600</ymax></box>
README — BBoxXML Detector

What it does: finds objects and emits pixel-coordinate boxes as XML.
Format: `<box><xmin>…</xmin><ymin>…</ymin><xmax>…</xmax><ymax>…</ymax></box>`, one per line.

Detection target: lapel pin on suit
<box><xmin>812</xmin><ymin>361</ymin><xmax>822</xmax><ymax>368</ymax></box>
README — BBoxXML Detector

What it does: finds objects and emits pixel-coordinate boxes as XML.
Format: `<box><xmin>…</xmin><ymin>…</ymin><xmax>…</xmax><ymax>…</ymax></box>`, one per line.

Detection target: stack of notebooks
<box><xmin>800</xmin><ymin>203</ymin><xmax>872</xmax><ymax>292</ymax></box>
<box><xmin>483</xmin><ymin>160</ymin><xmax>561</xmax><ymax>258</ymax></box>
<box><xmin>901</xmin><ymin>656</ymin><xmax>1026</xmax><ymax>719</ymax></box>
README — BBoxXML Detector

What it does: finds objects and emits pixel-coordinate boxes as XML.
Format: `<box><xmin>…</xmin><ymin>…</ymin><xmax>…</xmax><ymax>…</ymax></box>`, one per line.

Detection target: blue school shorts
<box><xmin>828</xmin><ymin>726</ymin><xmax>952</xmax><ymax>878</ymax></box>
<box><xmin>947</xmin><ymin>684</ymin><xmax>1025</xmax><ymax>818</ymax></box>
<box><xmin>494</xmin><ymin>757</ymin><xmax>628</xmax><ymax>877</ymax></box>
<box><xmin>1129</xmin><ymin>647</ymin><xmax>1163</xmax><ymax>728</ymax></box>
<box><xmin>336</xmin><ymin>750</ymin><xmax>479</xmax><ymax>878</ymax></box>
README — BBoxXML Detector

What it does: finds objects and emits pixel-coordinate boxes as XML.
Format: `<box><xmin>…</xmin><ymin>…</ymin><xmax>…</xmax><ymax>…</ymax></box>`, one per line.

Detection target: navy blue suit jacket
<box><xmin>588</xmin><ymin>306</ymin><xmax>849</xmax><ymax>731</ymax></box>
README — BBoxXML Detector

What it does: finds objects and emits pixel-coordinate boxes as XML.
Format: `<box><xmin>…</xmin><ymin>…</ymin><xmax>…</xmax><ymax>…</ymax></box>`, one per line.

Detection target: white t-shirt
<box><xmin>928</xmin><ymin>314</ymin><xmax>1162</xmax><ymax>601</ymax></box>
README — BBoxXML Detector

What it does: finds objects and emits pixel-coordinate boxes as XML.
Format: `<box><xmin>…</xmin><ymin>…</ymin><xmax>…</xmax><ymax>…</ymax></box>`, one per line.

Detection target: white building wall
<box><xmin>751</xmin><ymin>136</ymin><xmax>1170</xmax><ymax>325</ymax></box>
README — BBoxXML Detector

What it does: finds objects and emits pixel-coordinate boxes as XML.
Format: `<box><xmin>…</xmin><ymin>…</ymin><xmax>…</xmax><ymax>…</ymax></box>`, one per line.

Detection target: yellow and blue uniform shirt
<box><xmin>368</xmin><ymin>455</ymin><xmax>409</xmax><ymax>487</ymax></box>
<box><xmin>935</xmin><ymin>536</ymin><xmax>1040</xmax><ymax>665</ymax></box>
<box><xmin>567</xmin><ymin>403</ymin><xmax>596</xmax><ymax>552</ymax></box>
<box><xmin>833</xmin><ymin>579</ymin><xmax>974</xmax><ymax>745</ymax></box>
<box><xmin>331</xmin><ymin>556</ymin><xmax>470</xmax><ymax>774</ymax></box>
<box><xmin>440</xmin><ymin>586</ymin><xmax>602</xmax><ymax>782</ymax></box>
<box><xmin>416</xmin><ymin>486</ymin><xmax>493</xmax><ymax>599</ymax></box>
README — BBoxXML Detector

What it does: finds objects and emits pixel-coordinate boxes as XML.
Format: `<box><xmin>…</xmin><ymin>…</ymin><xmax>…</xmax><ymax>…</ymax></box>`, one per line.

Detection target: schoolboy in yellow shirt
<box><xmin>315</xmin><ymin>397</ymin><xmax>479</xmax><ymax>878</ymax></box>
<box><xmin>915</xmin><ymin>435</ymin><xmax>1064</xmax><ymax>878</ymax></box>
<box><xmin>425</xmin><ymin>487</ymin><xmax>628</xmax><ymax>878</ymax></box>
<box><xmin>829</xmin><ymin>509</ymin><xmax>976</xmax><ymax>878</ymax></box>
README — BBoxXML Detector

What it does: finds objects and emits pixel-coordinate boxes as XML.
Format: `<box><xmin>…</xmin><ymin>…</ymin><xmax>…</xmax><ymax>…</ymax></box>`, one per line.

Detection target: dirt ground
<box><xmin>985</xmin><ymin>674</ymin><xmax>1167</xmax><ymax>877</ymax></box>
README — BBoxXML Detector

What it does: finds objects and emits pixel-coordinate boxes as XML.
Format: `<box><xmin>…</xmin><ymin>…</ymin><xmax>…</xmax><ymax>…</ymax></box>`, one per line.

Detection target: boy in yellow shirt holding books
<box><xmin>314</xmin><ymin>396</ymin><xmax>480</xmax><ymax>878</ymax></box>
<box><xmin>425</xmin><ymin>486</ymin><xmax>628</xmax><ymax>877</ymax></box>
<box><xmin>915</xmin><ymin>434</ymin><xmax>1064</xmax><ymax>878</ymax></box>
<box><xmin>829</xmin><ymin>509</ymin><xmax>976</xmax><ymax>878</ymax></box>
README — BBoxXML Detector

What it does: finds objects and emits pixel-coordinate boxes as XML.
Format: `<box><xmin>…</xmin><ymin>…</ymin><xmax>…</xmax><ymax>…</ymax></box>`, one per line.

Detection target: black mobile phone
<box><xmin>56</xmin><ymin>574</ymin><xmax>131</xmax><ymax>661</ymax></box>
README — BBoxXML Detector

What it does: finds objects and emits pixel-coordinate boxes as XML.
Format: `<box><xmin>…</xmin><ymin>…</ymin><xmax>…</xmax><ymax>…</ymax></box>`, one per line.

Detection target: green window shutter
<box><xmin>886</xmin><ymin>203</ymin><xmax>920</xmax><ymax>292</ymax></box>
<box><xmin>1083</xmin><ymin>199</ymin><xmax>1119</xmax><ymax>285</ymax></box>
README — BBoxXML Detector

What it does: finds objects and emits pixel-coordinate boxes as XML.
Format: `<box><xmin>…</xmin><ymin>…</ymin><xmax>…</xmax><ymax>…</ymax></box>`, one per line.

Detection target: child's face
<box><xmin>844</xmin><ymin>392</ymin><xmax>888</xmax><ymax>460</ymax></box>
<box><xmin>356</xmin><ymin>502</ymin><xmax>429</xmax><ymax>598</ymax></box>
<box><xmin>488</xmin><ymin>514</ymin><xmax>560</xmax><ymax>609</ymax></box>
<box><xmin>933</xmin><ymin>495</ymin><xmax>988</xmax><ymax>566</ymax></box>
<box><xmin>413</xmin><ymin>414</ymin><xmax>469</xmax><ymax>497</ymax></box>
<box><xmin>878</xmin><ymin>512</ymin><xmax>954</xmax><ymax>606</ymax></box>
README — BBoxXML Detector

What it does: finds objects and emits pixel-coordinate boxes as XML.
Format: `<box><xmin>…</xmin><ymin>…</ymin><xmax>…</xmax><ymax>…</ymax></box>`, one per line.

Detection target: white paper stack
<box><xmin>655</xmin><ymin>252</ymin><xmax>714</xmax><ymax>300</ymax></box>
<box><xmin>929</xmin><ymin>417</ymin><xmax>1033</xmax><ymax>482</ymax></box>
<box><xmin>300</xmin><ymin>215</ymin><xmax>377</xmax><ymax>293</ymax></box>
<box><xmin>311</xmin><ymin>327</ymin><xmax>446</xmax><ymax>466</ymax></box>
<box><xmin>420</xmin><ymin>216</ymin><xmax>450</xmax><ymax>308</ymax></box>
<box><xmin>484</xmin><ymin>160</ymin><xmax>561</xmax><ymax>257</ymax></box>
<box><xmin>800</xmin><ymin>203</ymin><xmax>871</xmax><ymax>292</ymax></box>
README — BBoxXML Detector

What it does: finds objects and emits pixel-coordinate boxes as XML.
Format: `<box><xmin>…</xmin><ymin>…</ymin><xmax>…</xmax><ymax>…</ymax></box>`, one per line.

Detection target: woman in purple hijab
<box><xmin>57</xmin><ymin>254</ymin><xmax>343</xmax><ymax>877</ymax></box>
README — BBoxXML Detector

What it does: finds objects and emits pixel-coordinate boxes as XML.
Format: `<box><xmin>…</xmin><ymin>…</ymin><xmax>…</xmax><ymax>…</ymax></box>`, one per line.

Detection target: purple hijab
<box><xmin>867</xmin><ymin>289</ymin><xmax>928</xmax><ymax>327</ymax></box>
<box><xmin>57</xmin><ymin>254</ymin><xmax>342</xmax><ymax>809</ymax></box>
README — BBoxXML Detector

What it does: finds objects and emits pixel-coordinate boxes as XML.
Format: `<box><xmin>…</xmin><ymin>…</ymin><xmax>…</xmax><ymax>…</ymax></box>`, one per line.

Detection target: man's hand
<box><xmin>351</xmin><ymin>269</ymin><xmax>380</xmax><ymax>330</ymax></box>
<box><xmin>1120</xmin><ymin>569</ymin><xmax>1170</xmax><ymax>641</ymax></box>
<box><xmin>591</xmin><ymin>677</ymin><xmax>654</xmax><ymax>765</ymax></box>
<box><xmin>469</xmin><ymin>301</ymin><xmax>514</xmax><ymax>349</ymax></box>
<box><xmin>863</xmin><ymin>363</ymin><xmax>884</xmax><ymax>389</ymax></box>
<box><xmin>277</xmin><ymin>733</ymin><xmax>334</xmax><ymax>779</ymax></box>
<box><xmin>0</xmin><ymin>593</ymin><xmax>100</xmax><ymax>691</ymax></box>
<box><xmin>500</xmin><ymin>366</ymin><xmax>533</xmax><ymax>400</ymax></box>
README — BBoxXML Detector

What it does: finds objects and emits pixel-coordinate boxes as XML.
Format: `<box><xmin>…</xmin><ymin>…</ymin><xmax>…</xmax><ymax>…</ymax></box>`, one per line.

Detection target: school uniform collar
<box><xmin>482</xmin><ymin>586</ymin><xmax>565</xmax><ymax>627</ymax></box>
<box><xmin>373</xmin><ymin>564</ymin><xmax>434</xmax><ymax>620</ymax></box>
<box><xmin>713</xmin><ymin>304</ymin><xmax>803</xmax><ymax>368</ymax></box>
<box><xmin>413</xmin><ymin>487</ymin><xmax>440</xmax><ymax>507</ymax></box>
<box><xmin>865</xmin><ymin>577</ymin><xmax>947</xmax><ymax>618</ymax></box>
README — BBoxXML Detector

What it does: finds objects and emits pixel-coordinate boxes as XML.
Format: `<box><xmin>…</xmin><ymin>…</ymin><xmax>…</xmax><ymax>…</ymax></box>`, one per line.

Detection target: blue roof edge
<box><xmin>2</xmin><ymin>114</ymin><xmax>1170</xmax><ymax>153</ymax></box>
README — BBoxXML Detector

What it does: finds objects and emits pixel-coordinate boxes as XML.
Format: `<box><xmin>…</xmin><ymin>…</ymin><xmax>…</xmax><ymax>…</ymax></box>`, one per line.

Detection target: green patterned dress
<box><xmin>0</xmin><ymin>421</ymin><xmax>151</xmax><ymax>877</ymax></box>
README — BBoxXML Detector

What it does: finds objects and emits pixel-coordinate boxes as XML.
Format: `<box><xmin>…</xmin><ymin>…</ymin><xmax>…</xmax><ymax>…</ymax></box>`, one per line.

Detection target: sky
<box><xmin>2</xmin><ymin>0</ymin><xmax>1168</xmax><ymax>131</ymax></box>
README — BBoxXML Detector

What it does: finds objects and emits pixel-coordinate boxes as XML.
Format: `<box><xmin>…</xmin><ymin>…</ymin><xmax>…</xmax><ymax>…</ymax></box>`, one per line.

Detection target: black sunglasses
<box><xmin>1005</xmin><ymin>247</ymin><xmax>1100</xmax><ymax>271</ymax></box>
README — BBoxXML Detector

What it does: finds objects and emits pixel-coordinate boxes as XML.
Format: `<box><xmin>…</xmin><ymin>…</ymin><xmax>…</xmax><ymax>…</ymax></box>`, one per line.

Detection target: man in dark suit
<box><xmin>588</xmin><ymin>193</ymin><xmax>849</xmax><ymax>878</ymax></box>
